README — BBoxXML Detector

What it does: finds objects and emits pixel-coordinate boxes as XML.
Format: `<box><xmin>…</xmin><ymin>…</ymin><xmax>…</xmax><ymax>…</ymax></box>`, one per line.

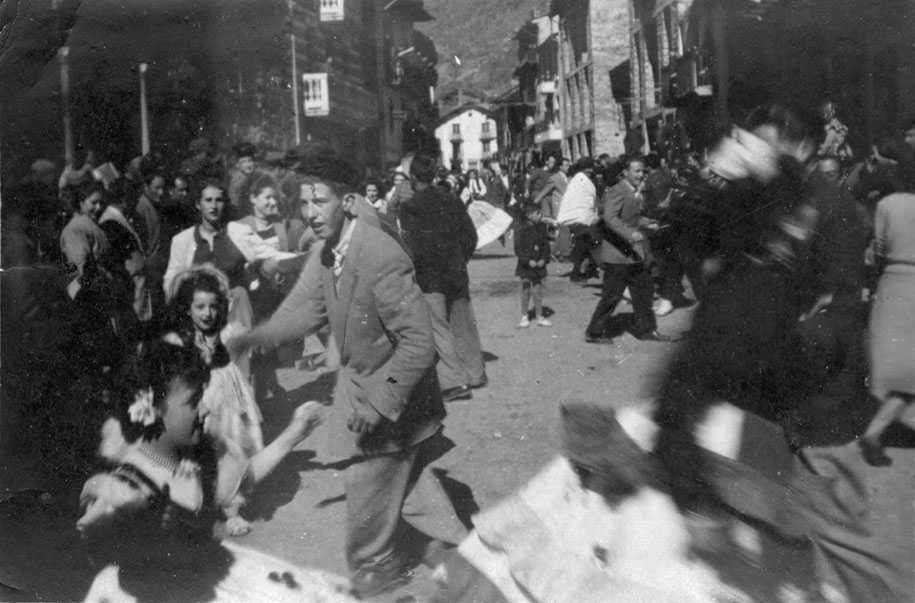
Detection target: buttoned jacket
<box><xmin>596</xmin><ymin>180</ymin><xmax>650</xmax><ymax>264</ymax></box>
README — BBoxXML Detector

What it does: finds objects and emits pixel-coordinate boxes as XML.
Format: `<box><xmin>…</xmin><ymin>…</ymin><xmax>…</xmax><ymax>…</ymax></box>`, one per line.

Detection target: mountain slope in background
<box><xmin>417</xmin><ymin>0</ymin><xmax>547</xmax><ymax>98</ymax></box>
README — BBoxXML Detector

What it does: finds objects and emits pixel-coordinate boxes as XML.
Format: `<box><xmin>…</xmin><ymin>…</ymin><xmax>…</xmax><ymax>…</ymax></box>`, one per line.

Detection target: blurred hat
<box><xmin>262</xmin><ymin>150</ymin><xmax>287</xmax><ymax>167</ymax></box>
<box><xmin>180</xmin><ymin>156</ymin><xmax>213</xmax><ymax>177</ymax></box>
<box><xmin>233</xmin><ymin>142</ymin><xmax>257</xmax><ymax>160</ymax></box>
<box><xmin>561</xmin><ymin>401</ymin><xmax>659</xmax><ymax>486</ymax></box>
<box><xmin>707</xmin><ymin>128</ymin><xmax>779</xmax><ymax>184</ymax></box>
<box><xmin>188</xmin><ymin>137</ymin><xmax>213</xmax><ymax>155</ymax></box>
<box><xmin>283</xmin><ymin>148</ymin><xmax>305</xmax><ymax>171</ymax></box>
<box><xmin>31</xmin><ymin>159</ymin><xmax>56</xmax><ymax>176</ymax></box>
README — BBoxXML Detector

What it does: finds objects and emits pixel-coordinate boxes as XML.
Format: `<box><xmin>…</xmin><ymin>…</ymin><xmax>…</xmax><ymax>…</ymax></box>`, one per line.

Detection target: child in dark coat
<box><xmin>515</xmin><ymin>204</ymin><xmax>552</xmax><ymax>327</ymax></box>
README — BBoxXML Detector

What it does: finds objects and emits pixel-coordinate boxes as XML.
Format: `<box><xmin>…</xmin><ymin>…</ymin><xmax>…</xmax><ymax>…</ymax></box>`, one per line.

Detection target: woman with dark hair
<box><xmin>60</xmin><ymin>179</ymin><xmax>110</xmax><ymax>299</ymax></box>
<box><xmin>234</xmin><ymin>172</ymin><xmax>307</xmax><ymax>320</ymax></box>
<box><xmin>364</xmin><ymin>179</ymin><xmax>386</xmax><ymax>212</ymax></box>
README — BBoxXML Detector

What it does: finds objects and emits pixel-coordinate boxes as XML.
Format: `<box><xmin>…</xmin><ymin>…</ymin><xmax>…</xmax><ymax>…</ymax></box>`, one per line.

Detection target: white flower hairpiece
<box><xmin>128</xmin><ymin>387</ymin><xmax>159</xmax><ymax>426</ymax></box>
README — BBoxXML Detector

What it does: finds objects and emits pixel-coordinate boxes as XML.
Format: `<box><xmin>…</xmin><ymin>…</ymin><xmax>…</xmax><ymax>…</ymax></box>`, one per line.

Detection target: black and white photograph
<box><xmin>1</xmin><ymin>0</ymin><xmax>914</xmax><ymax>601</ymax></box>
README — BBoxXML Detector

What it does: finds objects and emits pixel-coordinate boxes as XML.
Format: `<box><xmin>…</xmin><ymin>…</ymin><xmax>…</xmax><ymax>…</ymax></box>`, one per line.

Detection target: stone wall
<box><xmin>588</xmin><ymin>0</ymin><xmax>630</xmax><ymax>157</ymax></box>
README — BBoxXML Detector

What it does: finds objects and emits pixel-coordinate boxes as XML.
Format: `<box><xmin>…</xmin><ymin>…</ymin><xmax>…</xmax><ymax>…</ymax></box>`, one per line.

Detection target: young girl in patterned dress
<box><xmin>163</xmin><ymin>265</ymin><xmax>266</xmax><ymax>536</ymax></box>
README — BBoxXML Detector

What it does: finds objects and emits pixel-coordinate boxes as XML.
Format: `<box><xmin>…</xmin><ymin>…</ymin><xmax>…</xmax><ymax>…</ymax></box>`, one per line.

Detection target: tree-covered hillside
<box><xmin>418</xmin><ymin>0</ymin><xmax>547</xmax><ymax>98</ymax></box>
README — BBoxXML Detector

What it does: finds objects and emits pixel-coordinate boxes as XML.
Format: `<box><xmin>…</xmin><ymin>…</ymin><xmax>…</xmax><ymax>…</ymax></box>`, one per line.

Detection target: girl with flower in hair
<box><xmin>76</xmin><ymin>300</ymin><xmax>327</xmax><ymax>602</ymax></box>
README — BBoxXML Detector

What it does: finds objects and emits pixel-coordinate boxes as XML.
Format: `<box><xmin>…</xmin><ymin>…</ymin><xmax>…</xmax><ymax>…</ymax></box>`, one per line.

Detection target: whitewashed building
<box><xmin>434</xmin><ymin>104</ymin><xmax>498</xmax><ymax>172</ymax></box>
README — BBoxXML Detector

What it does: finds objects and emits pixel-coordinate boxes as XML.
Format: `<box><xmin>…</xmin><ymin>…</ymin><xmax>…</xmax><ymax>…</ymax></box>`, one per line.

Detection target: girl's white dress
<box><xmin>197</xmin><ymin>322</ymin><xmax>264</xmax><ymax>467</ymax></box>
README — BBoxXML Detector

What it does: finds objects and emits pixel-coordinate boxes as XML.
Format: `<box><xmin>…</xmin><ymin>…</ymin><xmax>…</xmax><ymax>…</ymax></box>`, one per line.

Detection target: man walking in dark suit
<box><xmin>585</xmin><ymin>155</ymin><xmax>671</xmax><ymax>344</ymax></box>
<box><xmin>400</xmin><ymin>155</ymin><xmax>478</xmax><ymax>402</ymax></box>
<box><xmin>234</xmin><ymin>152</ymin><xmax>466</xmax><ymax>597</ymax></box>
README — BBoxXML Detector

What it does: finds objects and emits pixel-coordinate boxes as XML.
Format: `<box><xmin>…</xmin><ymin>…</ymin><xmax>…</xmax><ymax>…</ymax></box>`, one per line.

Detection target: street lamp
<box><xmin>289</xmin><ymin>0</ymin><xmax>302</xmax><ymax>146</ymax></box>
<box><xmin>59</xmin><ymin>46</ymin><xmax>74</xmax><ymax>166</ymax></box>
<box><xmin>139</xmin><ymin>62</ymin><xmax>150</xmax><ymax>155</ymax></box>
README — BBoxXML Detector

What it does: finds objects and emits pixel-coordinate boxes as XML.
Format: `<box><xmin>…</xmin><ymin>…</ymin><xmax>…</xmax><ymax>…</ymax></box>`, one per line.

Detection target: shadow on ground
<box><xmin>247</xmin><ymin>374</ymin><xmax>335</xmax><ymax>522</ymax></box>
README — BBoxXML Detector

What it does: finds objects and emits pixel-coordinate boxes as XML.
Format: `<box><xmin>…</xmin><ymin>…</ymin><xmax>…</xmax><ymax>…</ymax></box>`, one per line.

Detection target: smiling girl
<box><xmin>162</xmin><ymin>266</ymin><xmax>268</xmax><ymax>535</ymax></box>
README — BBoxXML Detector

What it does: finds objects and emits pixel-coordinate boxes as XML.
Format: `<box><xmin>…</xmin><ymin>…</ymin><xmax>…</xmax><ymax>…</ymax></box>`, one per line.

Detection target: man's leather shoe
<box><xmin>442</xmin><ymin>384</ymin><xmax>472</xmax><ymax>402</ymax></box>
<box><xmin>350</xmin><ymin>557</ymin><xmax>413</xmax><ymax>598</ymax></box>
<box><xmin>585</xmin><ymin>334</ymin><xmax>614</xmax><ymax>345</ymax></box>
<box><xmin>638</xmin><ymin>330</ymin><xmax>675</xmax><ymax>342</ymax></box>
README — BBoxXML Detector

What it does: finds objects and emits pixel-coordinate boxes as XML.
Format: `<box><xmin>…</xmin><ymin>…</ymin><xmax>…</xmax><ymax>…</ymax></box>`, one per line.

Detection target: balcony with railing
<box><xmin>450</xmin><ymin>124</ymin><xmax>463</xmax><ymax>142</ymax></box>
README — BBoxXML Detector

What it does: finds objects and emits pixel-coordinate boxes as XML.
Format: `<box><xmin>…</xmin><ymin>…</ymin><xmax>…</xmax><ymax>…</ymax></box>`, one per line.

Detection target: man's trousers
<box><xmin>344</xmin><ymin>439</ymin><xmax>468</xmax><ymax>570</ymax></box>
<box><xmin>585</xmin><ymin>262</ymin><xmax>657</xmax><ymax>339</ymax></box>
<box><xmin>424</xmin><ymin>292</ymin><xmax>470</xmax><ymax>390</ymax></box>
<box><xmin>450</xmin><ymin>295</ymin><xmax>486</xmax><ymax>386</ymax></box>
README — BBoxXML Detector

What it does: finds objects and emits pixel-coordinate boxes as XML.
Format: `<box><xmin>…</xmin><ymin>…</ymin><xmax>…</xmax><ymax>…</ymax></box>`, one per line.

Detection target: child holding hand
<box><xmin>515</xmin><ymin>203</ymin><xmax>552</xmax><ymax>327</ymax></box>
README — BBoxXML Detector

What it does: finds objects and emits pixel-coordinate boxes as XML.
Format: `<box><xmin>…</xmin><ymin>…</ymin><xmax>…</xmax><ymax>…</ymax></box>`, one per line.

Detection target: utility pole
<box><xmin>375</xmin><ymin>0</ymin><xmax>387</xmax><ymax>167</ymax></box>
<box><xmin>289</xmin><ymin>0</ymin><xmax>302</xmax><ymax>147</ymax></box>
<box><xmin>59</xmin><ymin>46</ymin><xmax>74</xmax><ymax>166</ymax></box>
<box><xmin>139</xmin><ymin>62</ymin><xmax>150</xmax><ymax>155</ymax></box>
<box><xmin>710</xmin><ymin>0</ymin><xmax>729</xmax><ymax>126</ymax></box>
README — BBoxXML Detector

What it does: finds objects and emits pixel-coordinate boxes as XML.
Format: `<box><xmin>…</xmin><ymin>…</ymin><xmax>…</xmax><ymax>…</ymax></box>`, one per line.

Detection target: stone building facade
<box><xmin>627</xmin><ymin>0</ymin><xmax>915</xmax><ymax>158</ymax></box>
<box><xmin>549</xmin><ymin>0</ymin><xmax>629</xmax><ymax>160</ymax></box>
<box><xmin>211</xmin><ymin>0</ymin><xmax>438</xmax><ymax>170</ymax></box>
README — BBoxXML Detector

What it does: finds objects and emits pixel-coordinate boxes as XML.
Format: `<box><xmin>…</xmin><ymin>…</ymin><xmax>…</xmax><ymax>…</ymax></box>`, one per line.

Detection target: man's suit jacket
<box><xmin>249</xmin><ymin>198</ymin><xmax>444</xmax><ymax>461</ymax></box>
<box><xmin>595</xmin><ymin>180</ymin><xmax>649</xmax><ymax>265</ymax></box>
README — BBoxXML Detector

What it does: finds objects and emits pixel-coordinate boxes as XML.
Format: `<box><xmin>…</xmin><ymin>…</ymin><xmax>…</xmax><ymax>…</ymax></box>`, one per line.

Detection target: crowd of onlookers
<box><xmin>0</xmin><ymin>139</ymin><xmax>494</xmax><ymax>478</ymax></box>
<box><xmin>4</xmin><ymin>106</ymin><xmax>915</xmax><ymax>477</ymax></box>
<box><xmin>1</xmin><ymin>140</ymin><xmax>313</xmax><ymax>475</ymax></box>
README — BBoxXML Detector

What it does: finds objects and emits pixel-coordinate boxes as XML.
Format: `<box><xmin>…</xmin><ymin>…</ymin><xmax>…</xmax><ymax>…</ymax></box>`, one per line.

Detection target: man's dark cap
<box><xmin>575</xmin><ymin>157</ymin><xmax>595</xmax><ymax>171</ymax></box>
<box><xmin>233</xmin><ymin>142</ymin><xmax>257</xmax><ymax>160</ymax></box>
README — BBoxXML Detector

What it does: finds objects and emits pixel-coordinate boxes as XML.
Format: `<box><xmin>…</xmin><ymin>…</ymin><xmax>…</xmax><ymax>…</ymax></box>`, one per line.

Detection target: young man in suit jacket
<box><xmin>233</xmin><ymin>156</ymin><xmax>466</xmax><ymax>597</ymax></box>
<box><xmin>586</xmin><ymin>155</ymin><xmax>671</xmax><ymax>344</ymax></box>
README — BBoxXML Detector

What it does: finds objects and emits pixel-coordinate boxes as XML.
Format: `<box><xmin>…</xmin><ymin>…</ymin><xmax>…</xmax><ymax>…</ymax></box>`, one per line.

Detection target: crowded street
<box><xmin>2</xmin><ymin>1</ymin><xmax>915</xmax><ymax>602</ymax></box>
<box><xmin>3</xmin><ymin>243</ymin><xmax>692</xmax><ymax>600</ymax></box>
<box><xmin>4</xmin><ymin>241</ymin><xmax>914</xmax><ymax>602</ymax></box>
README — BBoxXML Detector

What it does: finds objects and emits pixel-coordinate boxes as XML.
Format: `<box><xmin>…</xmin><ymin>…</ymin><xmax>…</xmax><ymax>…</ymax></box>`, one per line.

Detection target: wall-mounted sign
<box><xmin>302</xmin><ymin>73</ymin><xmax>329</xmax><ymax>116</ymax></box>
<box><xmin>320</xmin><ymin>0</ymin><xmax>344</xmax><ymax>21</ymax></box>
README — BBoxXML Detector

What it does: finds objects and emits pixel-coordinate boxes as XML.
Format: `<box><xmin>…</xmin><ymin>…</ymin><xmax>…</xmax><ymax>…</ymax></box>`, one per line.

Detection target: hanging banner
<box><xmin>302</xmin><ymin>73</ymin><xmax>329</xmax><ymax>116</ymax></box>
<box><xmin>319</xmin><ymin>0</ymin><xmax>344</xmax><ymax>21</ymax></box>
